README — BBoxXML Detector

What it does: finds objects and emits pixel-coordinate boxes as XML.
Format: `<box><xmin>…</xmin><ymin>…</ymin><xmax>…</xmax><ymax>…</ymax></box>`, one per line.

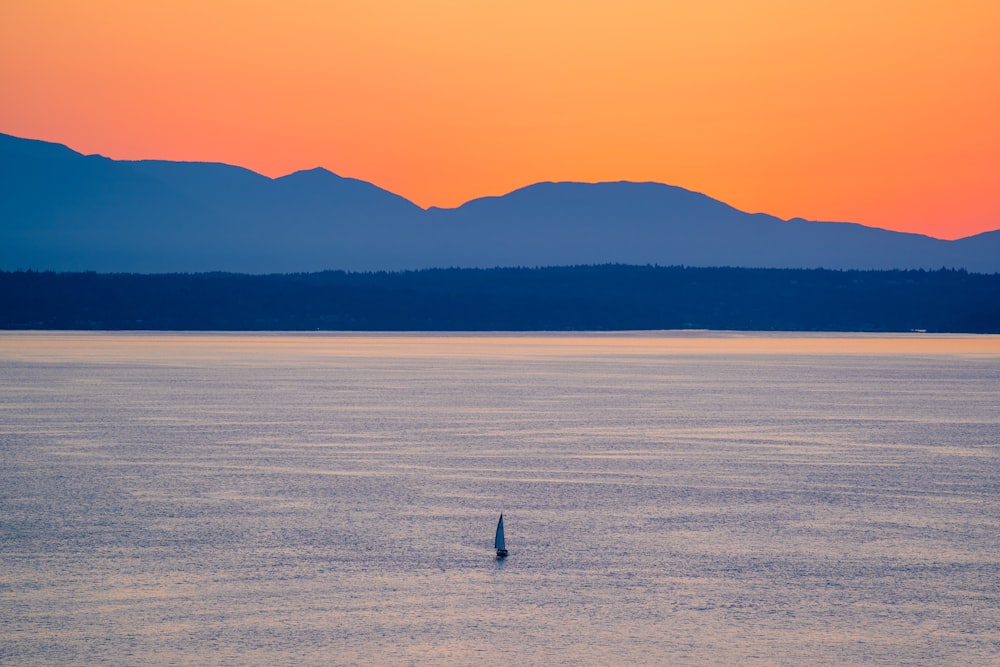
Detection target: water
<box><xmin>1</xmin><ymin>332</ymin><xmax>998</xmax><ymax>666</ymax></box>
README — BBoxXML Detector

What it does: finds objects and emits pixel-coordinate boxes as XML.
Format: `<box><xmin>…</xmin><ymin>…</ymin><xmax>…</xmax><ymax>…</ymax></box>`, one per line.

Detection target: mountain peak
<box><xmin>278</xmin><ymin>166</ymin><xmax>338</xmax><ymax>180</ymax></box>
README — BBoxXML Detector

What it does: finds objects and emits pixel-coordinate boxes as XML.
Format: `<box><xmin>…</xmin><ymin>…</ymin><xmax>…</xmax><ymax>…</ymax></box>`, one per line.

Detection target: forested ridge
<box><xmin>2</xmin><ymin>265</ymin><xmax>998</xmax><ymax>332</ymax></box>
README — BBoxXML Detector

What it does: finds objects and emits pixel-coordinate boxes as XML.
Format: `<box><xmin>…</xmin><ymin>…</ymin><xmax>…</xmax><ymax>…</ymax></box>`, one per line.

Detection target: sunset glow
<box><xmin>2</xmin><ymin>0</ymin><xmax>998</xmax><ymax>239</ymax></box>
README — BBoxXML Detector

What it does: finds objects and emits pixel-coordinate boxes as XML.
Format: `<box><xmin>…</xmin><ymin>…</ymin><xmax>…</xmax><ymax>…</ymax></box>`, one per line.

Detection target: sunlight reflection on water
<box><xmin>1</xmin><ymin>332</ymin><xmax>998</xmax><ymax>665</ymax></box>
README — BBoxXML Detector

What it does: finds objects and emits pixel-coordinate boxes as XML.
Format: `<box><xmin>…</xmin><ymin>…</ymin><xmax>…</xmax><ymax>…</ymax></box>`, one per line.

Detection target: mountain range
<box><xmin>2</xmin><ymin>132</ymin><xmax>998</xmax><ymax>274</ymax></box>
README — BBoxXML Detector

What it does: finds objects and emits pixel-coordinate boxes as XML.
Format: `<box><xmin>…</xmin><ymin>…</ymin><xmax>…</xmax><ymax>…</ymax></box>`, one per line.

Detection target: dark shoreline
<box><xmin>3</xmin><ymin>265</ymin><xmax>998</xmax><ymax>333</ymax></box>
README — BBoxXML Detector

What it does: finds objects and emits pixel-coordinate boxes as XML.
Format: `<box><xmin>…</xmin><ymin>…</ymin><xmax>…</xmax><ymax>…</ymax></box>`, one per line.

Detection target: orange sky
<box><xmin>2</xmin><ymin>0</ymin><xmax>998</xmax><ymax>239</ymax></box>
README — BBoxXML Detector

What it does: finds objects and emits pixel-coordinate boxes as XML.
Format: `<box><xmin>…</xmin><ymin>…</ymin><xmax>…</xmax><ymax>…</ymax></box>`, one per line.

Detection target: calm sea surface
<box><xmin>1</xmin><ymin>332</ymin><xmax>998</xmax><ymax>666</ymax></box>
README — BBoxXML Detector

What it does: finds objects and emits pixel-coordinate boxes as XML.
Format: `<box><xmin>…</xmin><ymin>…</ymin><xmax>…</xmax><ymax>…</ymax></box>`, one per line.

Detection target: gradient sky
<box><xmin>2</xmin><ymin>1</ymin><xmax>998</xmax><ymax>239</ymax></box>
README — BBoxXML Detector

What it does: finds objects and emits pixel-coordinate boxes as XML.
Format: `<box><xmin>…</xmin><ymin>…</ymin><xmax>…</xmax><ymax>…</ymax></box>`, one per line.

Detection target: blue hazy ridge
<box><xmin>2</xmin><ymin>132</ymin><xmax>998</xmax><ymax>274</ymax></box>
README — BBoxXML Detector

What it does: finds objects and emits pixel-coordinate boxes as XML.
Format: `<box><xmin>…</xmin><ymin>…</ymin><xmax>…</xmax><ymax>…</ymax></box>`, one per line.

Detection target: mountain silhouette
<box><xmin>2</xmin><ymin>132</ymin><xmax>997</xmax><ymax>273</ymax></box>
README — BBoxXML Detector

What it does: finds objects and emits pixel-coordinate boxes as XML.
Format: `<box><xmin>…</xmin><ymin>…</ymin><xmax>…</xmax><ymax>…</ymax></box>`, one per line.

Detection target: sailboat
<box><xmin>494</xmin><ymin>513</ymin><xmax>508</xmax><ymax>559</ymax></box>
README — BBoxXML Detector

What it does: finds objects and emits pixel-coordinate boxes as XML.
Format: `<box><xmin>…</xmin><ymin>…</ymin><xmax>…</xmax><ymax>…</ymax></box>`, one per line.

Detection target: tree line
<box><xmin>1</xmin><ymin>265</ymin><xmax>998</xmax><ymax>332</ymax></box>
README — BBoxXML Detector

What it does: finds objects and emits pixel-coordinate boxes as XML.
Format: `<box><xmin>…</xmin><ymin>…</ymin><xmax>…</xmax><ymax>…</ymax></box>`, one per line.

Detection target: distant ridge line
<box><xmin>2</xmin><ymin>132</ymin><xmax>998</xmax><ymax>274</ymax></box>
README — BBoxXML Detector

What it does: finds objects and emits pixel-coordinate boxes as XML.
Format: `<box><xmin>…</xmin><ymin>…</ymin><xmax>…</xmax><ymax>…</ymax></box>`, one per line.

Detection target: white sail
<box><xmin>494</xmin><ymin>514</ymin><xmax>506</xmax><ymax>551</ymax></box>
